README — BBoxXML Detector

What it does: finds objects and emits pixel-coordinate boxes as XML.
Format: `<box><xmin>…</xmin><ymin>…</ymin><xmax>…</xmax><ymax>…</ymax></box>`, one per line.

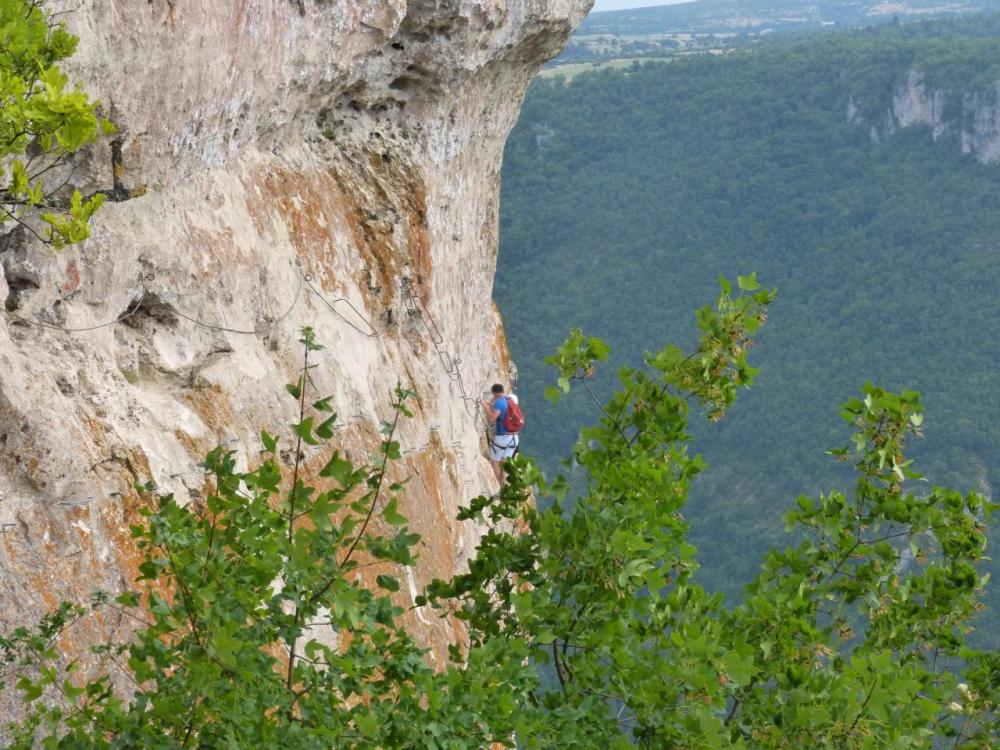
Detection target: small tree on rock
<box><xmin>1</xmin><ymin>0</ymin><xmax>111</xmax><ymax>247</ymax></box>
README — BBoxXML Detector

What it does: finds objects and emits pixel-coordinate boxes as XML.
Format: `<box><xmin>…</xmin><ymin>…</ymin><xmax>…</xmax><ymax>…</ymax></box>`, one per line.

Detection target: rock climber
<box><xmin>480</xmin><ymin>383</ymin><xmax>518</xmax><ymax>486</ymax></box>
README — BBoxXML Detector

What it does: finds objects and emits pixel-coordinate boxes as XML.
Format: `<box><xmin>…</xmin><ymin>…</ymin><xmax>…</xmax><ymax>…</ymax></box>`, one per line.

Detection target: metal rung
<box><xmin>56</xmin><ymin>496</ymin><xmax>94</xmax><ymax>507</ymax></box>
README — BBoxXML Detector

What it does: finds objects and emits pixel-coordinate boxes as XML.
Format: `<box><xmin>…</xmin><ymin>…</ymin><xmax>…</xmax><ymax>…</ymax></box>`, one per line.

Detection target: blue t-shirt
<box><xmin>494</xmin><ymin>396</ymin><xmax>509</xmax><ymax>435</ymax></box>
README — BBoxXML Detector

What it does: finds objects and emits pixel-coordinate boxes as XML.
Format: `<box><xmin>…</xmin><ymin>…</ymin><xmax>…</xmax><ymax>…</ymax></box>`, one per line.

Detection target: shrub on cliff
<box><xmin>5</xmin><ymin>279</ymin><xmax>1000</xmax><ymax>748</ymax></box>
<box><xmin>1</xmin><ymin>0</ymin><xmax>109</xmax><ymax>247</ymax></box>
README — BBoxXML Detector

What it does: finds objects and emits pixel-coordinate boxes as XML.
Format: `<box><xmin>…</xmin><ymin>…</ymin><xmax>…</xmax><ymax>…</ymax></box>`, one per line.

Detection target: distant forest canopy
<box><xmin>496</xmin><ymin>11</ymin><xmax>1000</xmax><ymax>639</ymax></box>
<box><xmin>556</xmin><ymin>0</ymin><xmax>1000</xmax><ymax>67</ymax></box>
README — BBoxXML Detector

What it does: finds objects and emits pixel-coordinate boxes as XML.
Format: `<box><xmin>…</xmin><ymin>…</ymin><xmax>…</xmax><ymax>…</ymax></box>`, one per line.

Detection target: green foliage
<box><xmin>0</xmin><ymin>0</ymin><xmax>108</xmax><ymax>247</ymax></box>
<box><xmin>1</xmin><ymin>333</ymin><xmax>534</xmax><ymax>748</ymax></box>
<box><xmin>6</xmin><ymin>284</ymin><xmax>1000</xmax><ymax>746</ymax></box>
<box><xmin>729</xmin><ymin>382</ymin><xmax>999</xmax><ymax>746</ymax></box>
<box><xmin>497</xmin><ymin>16</ymin><xmax>1000</xmax><ymax>627</ymax></box>
<box><xmin>429</xmin><ymin>279</ymin><xmax>1000</xmax><ymax>746</ymax></box>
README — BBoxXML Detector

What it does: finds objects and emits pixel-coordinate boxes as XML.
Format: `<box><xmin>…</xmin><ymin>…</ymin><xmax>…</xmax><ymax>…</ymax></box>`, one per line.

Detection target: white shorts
<box><xmin>489</xmin><ymin>434</ymin><xmax>519</xmax><ymax>462</ymax></box>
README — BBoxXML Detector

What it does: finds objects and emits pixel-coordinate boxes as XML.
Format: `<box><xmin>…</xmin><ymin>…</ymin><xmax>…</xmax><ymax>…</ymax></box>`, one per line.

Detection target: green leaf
<box><xmin>260</xmin><ymin>429</ymin><xmax>278</xmax><ymax>454</ymax></box>
<box><xmin>292</xmin><ymin>416</ymin><xmax>320</xmax><ymax>446</ymax></box>
<box><xmin>384</xmin><ymin>440</ymin><xmax>401</xmax><ymax>460</ymax></box>
<box><xmin>313</xmin><ymin>396</ymin><xmax>334</xmax><ymax>413</ymax></box>
<box><xmin>355</xmin><ymin>711</ymin><xmax>379</xmax><ymax>737</ymax></box>
<box><xmin>588</xmin><ymin>336</ymin><xmax>611</xmax><ymax>360</ymax></box>
<box><xmin>319</xmin><ymin>453</ymin><xmax>351</xmax><ymax>486</ymax></box>
<box><xmin>16</xmin><ymin>676</ymin><xmax>43</xmax><ymax>702</ymax></box>
<box><xmin>315</xmin><ymin>414</ymin><xmax>337</xmax><ymax>440</ymax></box>
<box><xmin>114</xmin><ymin>591</ymin><xmax>139</xmax><ymax>608</ymax></box>
<box><xmin>382</xmin><ymin>497</ymin><xmax>408</xmax><ymax>526</ymax></box>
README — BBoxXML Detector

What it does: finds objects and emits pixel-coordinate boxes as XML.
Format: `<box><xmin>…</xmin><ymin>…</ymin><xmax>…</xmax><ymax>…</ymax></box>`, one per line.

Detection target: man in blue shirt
<box><xmin>480</xmin><ymin>383</ymin><xmax>518</xmax><ymax>486</ymax></box>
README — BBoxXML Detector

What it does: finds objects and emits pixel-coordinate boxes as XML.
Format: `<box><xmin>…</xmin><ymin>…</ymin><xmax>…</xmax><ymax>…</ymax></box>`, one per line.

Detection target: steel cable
<box><xmin>160</xmin><ymin>267</ymin><xmax>305</xmax><ymax>336</ymax></box>
<box><xmin>403</xmin><ymin>289</ymin><xmax>445</xmax><ymax>346</ymax></box>
<box><xmin>404</xmin><ymin>288</ymin><xmax>494</xmax><ymax>434</ymax></box>
<box><xmin>303</xmin><ymin>274</ymin><xmax>378</xmax><ymax>338</ymax></box>
<box><xmin>4</xmin><ymin>273</ymin><xmax>148</xmax><ymax>332</ymax></box>
<box><xmin>3</xmin><ymin>263</ymin><xmax>500</xmax><ymax>477</ymax></box>
<box><xmin>4</xmin><ymin>268</ymin><xmax>306</xmax><ymax>337</ymax></box>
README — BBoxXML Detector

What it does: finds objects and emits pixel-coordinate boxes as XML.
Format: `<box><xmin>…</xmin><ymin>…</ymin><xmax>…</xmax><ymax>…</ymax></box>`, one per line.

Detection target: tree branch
<box><xmin>336</xmin><ymin>398</ymin><xmax>403</xmax><ymax>571</ymax></box>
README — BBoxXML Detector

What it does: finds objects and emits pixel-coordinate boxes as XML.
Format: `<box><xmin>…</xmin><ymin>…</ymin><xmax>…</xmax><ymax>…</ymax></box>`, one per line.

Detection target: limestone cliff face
<box><xmin>0</xmin><ymin>0</ymin><xmax>588</xmax><ymax>697</ymax></box>
<box><xmin>849</xmin><ymin>69</ymin><xmax>1000</xmax><ymax>161</ymax></box>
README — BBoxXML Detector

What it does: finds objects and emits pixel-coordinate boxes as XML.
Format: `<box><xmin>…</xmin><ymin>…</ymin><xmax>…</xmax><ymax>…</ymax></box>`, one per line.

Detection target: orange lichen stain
<box><xmin>13</xmin><ymin>486</ymin><xmax>164</xmax><ymax>694</ymax></box>
<box><xmin>166</xmin><ymin>0</ymin><xmax>175</xmax><ymax>31</ymax></box>
<box><xmin>283</xmin><ymin>173</ymin><xmax>336</xmax><ymax>255</ymax></box>
<box><xmin>320</xmin><ymin>160</ymin><xmax>403</xmax><ymax>312</ymax></box>
<box><xmin>0</xmin><ymin>419</ymin><xmax>47</xmax><ymax>490</ymax></box>
<box><xmin>244</xmin><ymin>166</ymin><xmax>356</xmax><ymax>288</ymax></box>
<box><xmin>243</xmin><ymin>147</ymin><xmax>433</xmax><ymax>315</ymax></box>
<box><xmin>182</xmin><ymin>224</ymin><xmax>243</xmax><ymax>283</ymax></box>
<box><xmin>403</xmin><ymin>180</ymin><xmax>432</xmax><ymax>303</ymax></box>
<box><xmin>75</xmin><ymin>412</ymin><xmax>115</xmax><ymax>477</ymax></box>
<box><xmin>3</xmin><ymin>442</ymin><xmax>473</xmax><ymax>696</ymax></box>
<box><xmin>491</xmin><ymin>300</ymin><xmax>512</xmax><ymax>375</ymax></box>
<box><xmin>181</xmin><ymin>384</ymin><xmax>236</xmax><ymax>437</ymax></box>
<box><xmin>105</xmin><ymin>506</ymin><xmax>148</xmax><ymax>586</ymax></box>
<box><xmin>60</xmin><ymin>259</ymin><xmax>81</xmax><ymax>296</ymax></box>
<box><xmin>365</xmin><ymin>149</ymin><xmax>434</xmax><ymax>297</ymax></box>
<box><xmin>173</xmin><ymin>428</ymin><xmax>210</xmax><ymax>461</ymax></box>
<box><xmin>231</xmin><ymin>0</ymin><xmax>248</xmax><ymax>39</ymax></box>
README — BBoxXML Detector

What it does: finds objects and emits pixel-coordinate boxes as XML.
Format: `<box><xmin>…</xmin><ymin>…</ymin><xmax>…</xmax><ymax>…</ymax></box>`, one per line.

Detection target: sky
<box><xmin>591</xmin><ymin>0</ymin><xmax>699</xmax><ymax>14</ymax></box>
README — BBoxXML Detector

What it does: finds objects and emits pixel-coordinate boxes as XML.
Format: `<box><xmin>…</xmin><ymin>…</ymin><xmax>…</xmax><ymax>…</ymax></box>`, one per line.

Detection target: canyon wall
<box><xmin>0</xmin><ymin>0</ymin><xmax>588</xmax><ymax>708</ymax></box>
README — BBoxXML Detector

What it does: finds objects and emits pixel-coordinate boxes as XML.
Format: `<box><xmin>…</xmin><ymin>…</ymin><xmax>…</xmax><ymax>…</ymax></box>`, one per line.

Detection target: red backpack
<box><xmin>502</xmin><ymin>397</ymin><xmax>525</xmax><ymax>433</ymax></box>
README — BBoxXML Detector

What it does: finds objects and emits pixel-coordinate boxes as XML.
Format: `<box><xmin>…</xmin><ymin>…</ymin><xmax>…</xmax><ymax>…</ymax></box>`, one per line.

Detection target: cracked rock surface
<box><xmin>0</xmin><ymin>0</ymin><xmax>589</xmax><ymax>717</ymax></box>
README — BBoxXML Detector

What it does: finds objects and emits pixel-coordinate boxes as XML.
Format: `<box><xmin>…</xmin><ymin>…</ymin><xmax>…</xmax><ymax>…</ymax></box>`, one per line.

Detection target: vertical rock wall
<box><xmin>0</xmin><ymin>0</ymin><xmax>589</xmax><ymax>703</ymax></box>
<box><xmin>852</xmin><ymin>69</ymin><xmax>1000</xmax><ymax>161</ymax></box>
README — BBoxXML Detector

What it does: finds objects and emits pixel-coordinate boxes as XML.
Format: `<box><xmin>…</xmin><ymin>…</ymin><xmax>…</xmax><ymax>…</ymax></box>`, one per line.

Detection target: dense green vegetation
<box><xmin>0</xmin><ymin>0</ymin><xmax>109</xmax><ymax>247</ymax></box>
<box><xmin>15</xmin><ymin>301</ymin><xmax>1000</xmax><ymax>747</ymax></box>
<box><xmin>497</xmin><ymin>15</ymin><xmax>1000</xmax><ymax>615</ymax></box>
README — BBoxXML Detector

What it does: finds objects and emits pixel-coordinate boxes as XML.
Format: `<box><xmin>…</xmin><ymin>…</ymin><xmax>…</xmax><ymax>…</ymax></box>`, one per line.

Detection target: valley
<box><xmin>498</xmin><ymin>10</ymin><xmax>1000</xmax><ymax>641</ymax></box>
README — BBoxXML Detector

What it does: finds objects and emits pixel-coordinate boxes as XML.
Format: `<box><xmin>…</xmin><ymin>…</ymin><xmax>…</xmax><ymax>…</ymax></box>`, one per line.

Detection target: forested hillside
<box><xmin>497</xmin><ymin>14</ymin><xmax>1000</xmax><ymax>628</ymax></box>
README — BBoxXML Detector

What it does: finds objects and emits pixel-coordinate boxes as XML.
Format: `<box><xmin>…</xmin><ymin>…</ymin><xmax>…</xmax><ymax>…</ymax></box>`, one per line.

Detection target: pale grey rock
<box><xmin>892</xmin><ymin>70</ymin><xmax>950</xmax><ymax>140</ymax></box>
<box><xmin>0</xmin><ymin>0</ymin><xmax>589</xmax><ymax>717</ymax></box>
<box><xmin>852</xmin><ymin>68</ymin><xmax>1000</xmax><ymax>162</ymax></box>
<box><xmin>960</xmin><ymin>88</ymin><xmax>1000</xmax><ymax>162</ymax></box>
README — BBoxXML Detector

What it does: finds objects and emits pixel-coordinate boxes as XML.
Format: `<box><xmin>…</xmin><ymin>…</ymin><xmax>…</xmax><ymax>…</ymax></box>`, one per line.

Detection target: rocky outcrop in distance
<box><xmin>849</xmin><ymin>69</ymin><xmax>1000</xmax><ymax>161</ymax></box>
<box><xmin>0</xmin><ymin>0</ymin><xmax>588</xmax><ymax>714</ymax></box>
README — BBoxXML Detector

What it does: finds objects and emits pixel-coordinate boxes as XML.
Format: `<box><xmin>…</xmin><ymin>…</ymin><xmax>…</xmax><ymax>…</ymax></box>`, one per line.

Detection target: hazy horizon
<box><xmin>590</xmin><ymin>0</ymin><xmax>698</xmax><ymax>14</ymax></box>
